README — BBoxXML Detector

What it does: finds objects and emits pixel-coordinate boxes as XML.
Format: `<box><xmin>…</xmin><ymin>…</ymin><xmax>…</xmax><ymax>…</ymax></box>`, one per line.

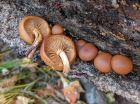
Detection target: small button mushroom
<box><xmin>52</xmin><ymin>24</ymin><xmax>65</xmax><ymax>35</ymax></box>
<box><xmin>19</xmin><ymin>16</ymin><xmax>51</xmax><ymax>58</ymax></box>
<box><xmin>94</xmin><ymin>52</ymin><xmax>112</xmax><ymax>73</ymax></box>
<box><xmin>111</xmin><ymin>55</ymin><xmax>133</xmax><ymax>75</ymax></box>
<box><xmin>40</xmin><ymin>35</ymin><xmax>76</xmax><ymax>74</ymax></box>
<box><xmin>75</xmin><ymin>40</ymin><xmax>86</xmax><ymax>52</ymax></box>
<box><xmin>78</xmin><ymin>43</ymin><xmax>98</xmax><ymax>61</ymax></box>
<box><xmin>63</xmin><ymin>84</ymin><xmax>80</xmax><ymax>104</ymax></box>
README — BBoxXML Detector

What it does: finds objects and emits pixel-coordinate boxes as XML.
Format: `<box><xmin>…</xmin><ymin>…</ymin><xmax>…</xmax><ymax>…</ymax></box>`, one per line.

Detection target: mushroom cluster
<box><xmin>19</xmin><ymin>16</ymin><xmax>133</xmax><ymax>76</ymax></box>
<box><xmin>75</xmin><ymin>40</ymin><xmax>133</xmax><ymax>75</ymax></box>
<box><xmin>19</xmin><ymin>16</ymin><xmax>76</xmax><ymax>74</ymax></box>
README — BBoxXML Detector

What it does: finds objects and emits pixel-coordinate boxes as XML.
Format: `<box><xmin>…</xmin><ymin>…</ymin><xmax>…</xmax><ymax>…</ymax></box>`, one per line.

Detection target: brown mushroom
<box><xmin>111</xmin><ymin>55</ymin><xmax>133</xmax><ymax>75</ymax></box>
<box><xmin>51</xmin><ymin>24</ymin><xmax>64</xmax><ymax>35</ymax></box>
<box><xmin>40</xmin><ymin>35</ymin><xmax>76</xmax><ymax>74</ymax></box>
<box><xmin>78</xmin><ymin>43</ymin><xmax>98</xmax><ymax>61</ymax></box>
<box><xmin>19</xmin><ymin>16</ymin><xmax>51</xmax><ymax>58</ymax></box>
<box><xmin>94</xmin><ymin>52</ymin><xmax>112</xmax><ymax>73</ymax></box>
<box><xmin>75</xmin><ymin>40</ymin><xmax>86</xmax><ymax>52</ymax></box>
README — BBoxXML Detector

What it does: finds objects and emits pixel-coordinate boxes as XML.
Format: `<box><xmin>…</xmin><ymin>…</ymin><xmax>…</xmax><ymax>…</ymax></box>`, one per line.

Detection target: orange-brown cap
<box><xmin>19</xmin><ymin>16</ymin><xmax>51</xmax><ymax>44</ymax></box>
<box><xmin>78</xmin><ymin>43</ymin><xmax>98</xmax><ymax>61</ymax></box>
<box><xmin>75</xmin><ymin>40</ymin><xmax>86</xmax><ymax>52</ymax></box>
<box><xmin>111</xmin><ymin>55</ymin><xmax>133</xmax><ymax>75</ymax></box>
<box><xmin>94</xmin><ymin>52</ymin><xmax>112</xmax><ymax>73</ymax></box>
<box><xmin>51</xmin><ymin>24</ymin><xmax>64</xmax><ymax>35</ymax></box>
<box><xmin>40</xmin><ymin>35</ymin><xmax>76</xmax><ymax>73</ymax></box>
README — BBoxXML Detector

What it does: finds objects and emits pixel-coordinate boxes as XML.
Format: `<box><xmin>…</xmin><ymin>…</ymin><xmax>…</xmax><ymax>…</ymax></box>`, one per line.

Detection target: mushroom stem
<box><xmin>26</xmin><ymin>28</ymin><xmax>42</xmax><ymax>58</ymax></box>
<box><xmin>27</xmin><ymin>47</ymin><xmax>37</xmax><ymax>59</ymax></box>
<box><xmin>57</xmin><ymin>50</ymin><xmax>70</xmax><ymax>74</ymax></box>
<box><xmin>32</xmin><ymin>28</ymin><xmax>42</xmax><ymax>47</ymax></box>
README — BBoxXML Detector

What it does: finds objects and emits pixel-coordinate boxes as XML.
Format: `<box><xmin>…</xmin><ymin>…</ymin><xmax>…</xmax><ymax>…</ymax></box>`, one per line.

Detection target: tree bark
<box><xmin>0</xmin><ymin>0</ymin><xmax>140</xmax><ymax>103</ymax></box>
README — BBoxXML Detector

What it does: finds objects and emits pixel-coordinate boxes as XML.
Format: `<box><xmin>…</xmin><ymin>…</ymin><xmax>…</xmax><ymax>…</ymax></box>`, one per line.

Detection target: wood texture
<box><xmin>0</xmin><ymin>0</ymin><xmax>140</xmax><ymax>103</ymax></box>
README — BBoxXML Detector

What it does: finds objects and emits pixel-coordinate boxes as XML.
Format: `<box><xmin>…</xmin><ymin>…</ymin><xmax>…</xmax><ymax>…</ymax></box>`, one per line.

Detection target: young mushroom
<box><xmin>51</xmin><ymin>24</ymin><xmax>65</xmax><ymax>35</ymax></box>
<box><xmin>111</xmin><ymin>55</ymin><xmax>133</xmax><ymax>75</ymax></box>
<box><xmin>40</xmin><ymin>35</ymin><xmax>76</xmax><ymax>74</ymax></box>
<box><xmin>57</xmin><ymin>72</ymin><xmax>83</xmax><ymax>104</ymax></box>
<box><xmin>75</xmin><ymin>40</ymin><xmax>86</xmax><ymax>52</ymax></box>
<box><xmin>78</xmin><ymin>43</ymin><xmax>98</xmax><ymax>61</ymax></box>
<box><xmin>94</xmin><ymin>52</ymin><xmax>112</xmax><ymax>73</ymax></box>
<box><xmin>19</xmin><ymin>16</ymin><xmax>51</xmax><ymax>58</ymax></box>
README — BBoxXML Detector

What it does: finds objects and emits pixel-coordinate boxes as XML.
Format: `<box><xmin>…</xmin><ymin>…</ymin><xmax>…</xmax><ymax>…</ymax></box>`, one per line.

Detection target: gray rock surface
<box><xmin>0</xmin><ymin>0</ymin><xmax>140</xmax><ymax>103</ymax></box>
<box><xmin>70</xmin><ymin>59</ymin><xmax>140</xmax><ymax>103</ymax></box>
<box><xmin>80</xmin><ymin>77</ymin><xmax>107</xmax><ymax>104</ymax></box>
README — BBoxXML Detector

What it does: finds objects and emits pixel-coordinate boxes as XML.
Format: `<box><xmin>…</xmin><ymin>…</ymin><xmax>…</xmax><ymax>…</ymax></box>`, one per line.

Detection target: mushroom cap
<box><xmin>63</xmin><ymin>85</ymin><xmax>79</xmax><ymax>104</ymax></box>
<box><xmin>52</xmin><ymin>24</ymin><xmax>64</xmax><ymax>35</ymax></box>
<box><xmin>40</xmin><ymin>35</ymin><xmax>76</xmax><ymax>71</ymax></box>
<box><xmin>94</xmin><ymin>52</ymin><xmax>112</xmax><ymax>73</ymax></box>
<box><xmin>19</xmin><ymin>16</ymin><xmax>51</xmax><ymax>44</ymax></box>
<box><xmin>111</xmin><ymin>55</ymin><xmax>133</xmax><ymax>75</ymax></box>
<box><xmin>75</xmin><ymin>40</ymin><xmax>86</xmax><ymax>51</ymax></box>
<box><xmin>78</xmin><ymin>43</ymin><xmax>98</xmax><ymax>61</ymax></box>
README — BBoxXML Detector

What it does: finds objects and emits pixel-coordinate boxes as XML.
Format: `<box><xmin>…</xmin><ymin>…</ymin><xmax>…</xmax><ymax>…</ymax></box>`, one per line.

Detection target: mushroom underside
<box><xmin>41</xmin><ymin>35</ymin><xmax>76</xmax><ymax>73</ymax></box>
<box><xmin>19</xmin><ymin>16</ymin><xmax>51</xmax><ymax>58</ymax></box>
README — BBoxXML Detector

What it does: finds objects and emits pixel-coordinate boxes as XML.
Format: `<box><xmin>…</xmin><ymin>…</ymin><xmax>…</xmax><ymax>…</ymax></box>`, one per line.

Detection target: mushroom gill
<box><xmin>19</xmin><ymin>16</ymin><xmax>51</xmax><ymax>58</ymax></box>
<box><xmin>40</xmin><ymin>35</ymin><xmax>76</xmax><ymax>74</ymax></box>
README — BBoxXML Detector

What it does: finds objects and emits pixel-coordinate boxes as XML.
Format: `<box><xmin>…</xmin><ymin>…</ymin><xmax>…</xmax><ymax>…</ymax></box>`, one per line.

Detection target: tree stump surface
<box><xmin>0</xmin><ymin>0</ymin><xmax>140</xmax><ymax>103</ymax></box>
